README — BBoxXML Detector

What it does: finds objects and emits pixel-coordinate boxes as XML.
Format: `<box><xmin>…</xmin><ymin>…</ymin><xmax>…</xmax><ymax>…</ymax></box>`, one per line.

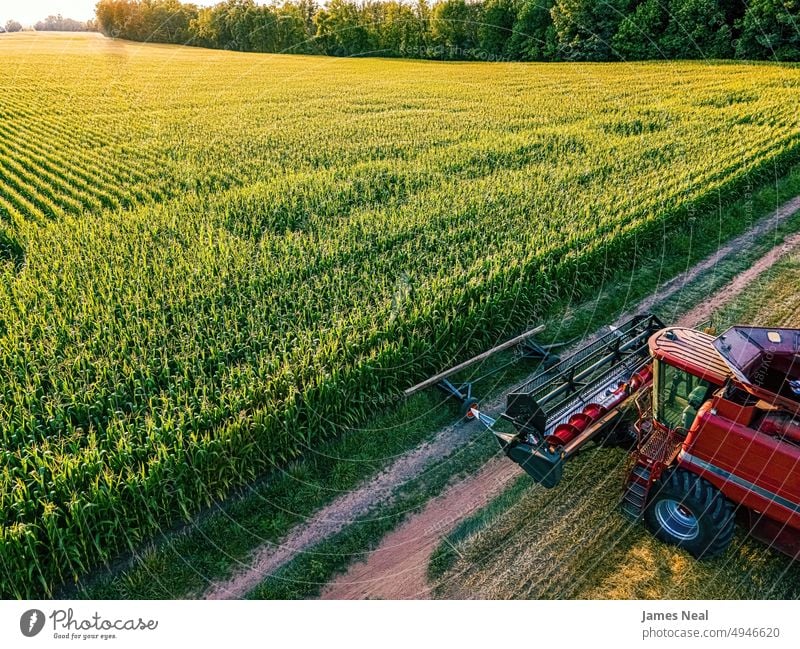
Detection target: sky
<box><xmin>0</xmin><ymin>0</ymin><xmax>217</xmax><ymax>26</ymax></box>
<box><xmin>1</xmin><ymin>1</ymin><xmax>96</xmax><ymax>25</ymax></box>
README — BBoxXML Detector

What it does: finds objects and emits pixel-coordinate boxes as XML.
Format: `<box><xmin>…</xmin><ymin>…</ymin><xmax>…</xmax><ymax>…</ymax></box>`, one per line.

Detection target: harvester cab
<box><xmin>712</xmin><ymin>326</ymin><xmax>800</xmax><ymax>411</ymax></box>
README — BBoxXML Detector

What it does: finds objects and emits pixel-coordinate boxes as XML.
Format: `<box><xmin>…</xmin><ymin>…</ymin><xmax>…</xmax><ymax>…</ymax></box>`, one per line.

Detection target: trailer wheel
<box><xmin>644</xmin><ymin>468</ymin><xmax>735</xmax><ymax>559</ymax></box>
<box><xmin>461</xmin><ymin>397</ymin><xmax>479</xmax><ymax>420</ymax></box>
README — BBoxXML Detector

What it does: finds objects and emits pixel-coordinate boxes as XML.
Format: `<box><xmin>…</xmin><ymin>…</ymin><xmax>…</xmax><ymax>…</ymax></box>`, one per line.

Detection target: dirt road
<box><xmin>206</xmin><ymin>195</ymin><xmax>800</xmax><ymax>600</ymax></box>
<box><xmin>320</xmin><ymin>457</ymin><xmax>515</xmax><ymax>599</ymax></box>
<box><xmin>676</xmin><ymin>231</ymin><xmax>800</xmax><ymax>327</ymax></box>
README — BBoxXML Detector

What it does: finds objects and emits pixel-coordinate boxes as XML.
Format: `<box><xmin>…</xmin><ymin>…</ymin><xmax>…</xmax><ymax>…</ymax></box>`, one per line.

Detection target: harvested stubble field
<box><xmin>433</xmin><ymin>449</ymin><xmax>800</xmax><ymax>599</ymax></box>
<box><xmin>2</xmin><ymin>32</ymin><xmax>800</xmax><ymax>598</ymax></box>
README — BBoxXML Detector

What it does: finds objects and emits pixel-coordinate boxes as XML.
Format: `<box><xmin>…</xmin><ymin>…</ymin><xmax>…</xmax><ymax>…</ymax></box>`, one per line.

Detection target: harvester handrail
<box><xmin>404</xmin><ymin>324</ymin><xmax>546</xmax><ymax>397</ymax></box>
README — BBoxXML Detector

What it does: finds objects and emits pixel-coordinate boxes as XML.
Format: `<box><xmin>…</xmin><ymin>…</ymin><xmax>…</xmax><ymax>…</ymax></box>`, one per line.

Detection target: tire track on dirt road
<box><xmin>206</xmin><ymin>195</ymin><xmax>800</xmax><ymax>600</ymax></box>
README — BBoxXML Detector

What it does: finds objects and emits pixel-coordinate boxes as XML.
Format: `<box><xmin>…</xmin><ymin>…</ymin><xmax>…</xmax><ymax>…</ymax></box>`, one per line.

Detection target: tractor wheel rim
<box><xmin>655</xmin><ymin>499</ymin><xmax>699</xmax><ymax>541</ymax></box>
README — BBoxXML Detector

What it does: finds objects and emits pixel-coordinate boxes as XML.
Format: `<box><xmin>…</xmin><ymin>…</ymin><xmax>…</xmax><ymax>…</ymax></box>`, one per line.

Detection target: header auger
<box><xmin>408</xmin><ymin>314</ymin><xmax>800</xmax><ymax>561</ymax></box>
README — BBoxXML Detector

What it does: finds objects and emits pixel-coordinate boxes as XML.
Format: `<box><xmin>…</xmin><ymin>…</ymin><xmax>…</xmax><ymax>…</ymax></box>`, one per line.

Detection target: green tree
<box><xmin>551</xmin><ymin>0</ymin><xmax>633</xmax><ymax>60</ymax></box>
<box><xmin>287</xmin><ymin>0</ymin><xmax>317</xmax><ymax>37</ymax></box>
<box><xmin>4</xmin><ymin>20</ymin><xmax>23</xmax><ymax>33</ymax></box>
<box><xmin>189</xmin><ymin>7</ymin><xmax>218</xmax><ymax>46</ymax></box>
<box><xmin>660</xmin><ymin>0</ymin><xmax>733</xmax><ymax>58</ymax></box>
<box><xmin>611</xmin><ymin>0</ymin><xmax>668</xmax><ymax>59</ymax></box>
<box><xmin>96</xmin><ymin>0</ymin><xmax>198</xmax><ymax>43</ymax></box>
<box><xmin>96</xmin><ymin>1</ymin><xmax>131</xmax><ymax>37</ymax></box>
<box><xmin>506</xmin><ymin>0</ymin><xmax>557</xmax><ymax>60</ymax></box>
<box><xmin>373</xmin><ymin>2</ymin><xmax>426</xmax><ymax>56</ymax></box>
<box><xmin>216</xmin><ymin>0</ymin><xmax>253</xmax><ymax>49</ymax></box>
<box><xmin>248</xmin><ymin>5</ymin><xmax>281</xmax><ymax>52</ymax></box>
<box><xmin>478</xmin><ymin>0</ymin><xmax>517</xmax><ymax>57</ymax></box>
<box><xmin>430</xmin><ymin>0</ymin><xmax>480</xmax><ymax>58</ymax></box>
<box><xmin>275</xmin><ymin>2</ymin><xmax>317</xmax><ymax>53</ymax></box>
<box><xmin>314</xmin><ymin>0</ymin><xmax>371</xmax><ymax>56</ymax></box>
<box><xmin>736</xmin><ymin>0</ymin><xmax>800</xmax><ymax>60</ymax></box>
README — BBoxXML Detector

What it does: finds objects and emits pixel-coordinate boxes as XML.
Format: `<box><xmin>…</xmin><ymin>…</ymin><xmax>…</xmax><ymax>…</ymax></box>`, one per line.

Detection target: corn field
<box><xmin>1</xmin><ymin>32</ymin><xmax>800</xmax><ymax>598</ymax></box>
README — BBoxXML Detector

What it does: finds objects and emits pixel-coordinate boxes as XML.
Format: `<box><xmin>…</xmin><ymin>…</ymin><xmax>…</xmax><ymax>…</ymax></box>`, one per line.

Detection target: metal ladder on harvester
<box><xmin>621</xmin><ymin>460</ymin><xmax>654</xmax><ymax>520</ymax></box>
<box><xmin>620</xmin><ymin>419</ymin><xmax>683</xmax><ymax>521</ymax></box>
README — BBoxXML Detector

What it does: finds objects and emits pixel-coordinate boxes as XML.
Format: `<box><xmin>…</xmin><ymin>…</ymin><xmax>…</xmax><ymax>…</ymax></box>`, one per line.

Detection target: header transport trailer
<box><xmin>409</xmin><ymin>315</ymin><xmax>800</xmax><ymax>560</ymax></box>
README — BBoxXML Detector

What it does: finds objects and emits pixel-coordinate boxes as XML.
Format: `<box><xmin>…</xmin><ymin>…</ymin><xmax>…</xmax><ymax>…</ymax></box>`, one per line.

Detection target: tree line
<box><xmin>89</xmin><ymin>0</ymin><xmax>800</xmax><ymax>61</ymax></box>
<box><xmin>34</xmin><ymin>15</ymin><xmax>99</xmax><ymax>32</ymax></box>
<box><xmin>1</xmin><ymin>20</ymin><xmax>23</xmax><ymax>33</ymax></box>
<box><xmin>0</xmin><ymin>16</ymin><xmax>98</xmax><ymax>33</ymax></box>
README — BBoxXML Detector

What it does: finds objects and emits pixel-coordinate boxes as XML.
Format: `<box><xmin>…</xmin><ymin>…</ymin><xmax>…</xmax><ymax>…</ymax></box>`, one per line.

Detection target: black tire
<box><xmin>460</xmin><ymin>397</ymin><xmax>479</xmax><ymax>420</ymax></box>
<box><xmin>644</xmin><ymin>468</ymin><xmax>735</xmax><ymax>559</ymax></box>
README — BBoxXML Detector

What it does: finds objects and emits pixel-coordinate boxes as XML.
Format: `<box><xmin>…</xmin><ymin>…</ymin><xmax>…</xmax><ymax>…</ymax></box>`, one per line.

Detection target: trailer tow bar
<box><xmin>468</xmin><ymin>407</ymin><xmax>498</xmax><ymax>431</ymax></box>
<box><xmin>403</xmin><ymin>324</ymin><xmax>556</xmax><ymax>420</ymax></box>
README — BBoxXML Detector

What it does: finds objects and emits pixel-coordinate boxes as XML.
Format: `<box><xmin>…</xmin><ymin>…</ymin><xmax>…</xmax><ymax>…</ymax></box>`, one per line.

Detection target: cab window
<box><xmin>653</xmin><ymin>360</ymin><xmax>711</xmax><ymax>430</ymax></box>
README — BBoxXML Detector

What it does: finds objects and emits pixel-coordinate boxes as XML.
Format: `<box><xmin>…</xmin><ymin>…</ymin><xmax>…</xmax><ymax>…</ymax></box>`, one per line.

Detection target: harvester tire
<box><xmin>644</xmin><ymin>468</ymin><xmax>735</xmax><ymax>559</ymax></box>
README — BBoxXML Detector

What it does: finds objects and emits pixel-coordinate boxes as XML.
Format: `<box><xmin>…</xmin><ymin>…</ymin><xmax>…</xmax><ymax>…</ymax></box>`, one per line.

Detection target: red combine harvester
<box><xmin>410</xmin><ymin>314</ymin><xmax>800</xmax><ymax>559</ymax></box>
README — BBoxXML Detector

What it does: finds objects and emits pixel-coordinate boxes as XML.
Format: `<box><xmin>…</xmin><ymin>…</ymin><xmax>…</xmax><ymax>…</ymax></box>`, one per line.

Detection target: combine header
<box><xmin>498</xmin><ymin>314</ymin><xmax>662</xmax><ymax>488</ymax></box>
<box><xmin>409</xmin><ymin>315</ymin><xmax>800</xmax><ymax>560</ymax></box>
